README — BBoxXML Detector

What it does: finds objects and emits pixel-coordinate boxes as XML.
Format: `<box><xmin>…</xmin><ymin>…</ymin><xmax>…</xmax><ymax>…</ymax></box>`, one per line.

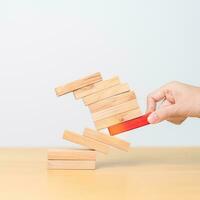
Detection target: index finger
<box><xmin>146</xmin><ymin>88</ymin><xmax>166</xmax><ymax>113</ymax></box>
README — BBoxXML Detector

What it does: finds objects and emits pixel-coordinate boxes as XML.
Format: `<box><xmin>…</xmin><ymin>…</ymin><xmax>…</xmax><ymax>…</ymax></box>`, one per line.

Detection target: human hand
<box><xmin>146</xmin><ymin>81</ymin><xmax>200</xmax><ymax>124</ymax></box>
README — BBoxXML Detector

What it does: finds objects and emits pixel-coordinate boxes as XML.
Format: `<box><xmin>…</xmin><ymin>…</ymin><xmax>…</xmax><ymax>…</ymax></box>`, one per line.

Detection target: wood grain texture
<box><xmin>48</xmin><ymin>149</ymin><xmax>96</xmax><ymax>160</ymax></box>
<box><xmin>83</xmin><ymin>128</ymin><xmax>130</xmax><ymax>151</ymax></box>
<box><xmin>55</xmin><ymin>72</ymin><xmax>102</xmax><ymax>96</ymax></box>
<box><xmin>73</xmin><ymin>76</ymin><xmax>120</xmax><ymax>99</ymax></box>
<box><xmin>63</xmin><ymin>130</ymin><xmax>109</xmax><ymax>154</ymax></box>
<box><xmin>92</xmin><ymin>99</ymin><xmax>139</xmax><ymax>121</ymax></box>
<box><xmin>94</xmin><ymin>108</ymin><xmax>142</xmax><ymax>130</ymax></box>
<box><xmin>48</xmin><ymin>160</ymin><xmax>96</xmax><ymax>170</ymax></box>
<box><xmin>1</xmin><ymin>148</ymin><xmax>200</xmax><ymax>199</ymax></box>
<box><xmin>83</xmin><ymin>83</ymin><xmax>130</xmax><ymax>105</ymax></box>
<box><xmin>88</xmin><ymin>91</ymin><xmax>136</xmax><ymax>113</ymax></box>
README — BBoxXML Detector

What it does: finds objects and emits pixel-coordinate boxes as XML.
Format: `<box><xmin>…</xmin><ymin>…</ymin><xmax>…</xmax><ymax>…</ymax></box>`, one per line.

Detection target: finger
<box><xmin>147</xmin><ymin>104</ymin><xmax>177</xmax><ymax>124</ymax></box>
<box><xmin>167</xmin><ymin>116</ymin><xmax>187</xmax><ymax>125</ymax></box>
<box><xmin>160</xmin><ymin>100</ymin><xmax>186</xmax><ymax>124</ymax></box>
<box><xmin>159</xmin><ymin>99</ymin><xmax>172</xmax><ymax>108</ymax></box>
<box><xmin>146</xmin><ymin>89</ymin><xmax>166</xmax><ymax>113</ymax></box>
<box><xmin>165</xmin><ymin>89</ymin><xmax>175</xmax><ymax>104</ymax></box>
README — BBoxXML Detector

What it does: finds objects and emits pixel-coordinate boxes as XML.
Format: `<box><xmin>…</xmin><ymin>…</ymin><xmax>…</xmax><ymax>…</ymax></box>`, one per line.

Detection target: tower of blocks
<box><xmin>48</xmin><ymin>72</ymin><xmax>142</xmax><ymax>170</ymax></box>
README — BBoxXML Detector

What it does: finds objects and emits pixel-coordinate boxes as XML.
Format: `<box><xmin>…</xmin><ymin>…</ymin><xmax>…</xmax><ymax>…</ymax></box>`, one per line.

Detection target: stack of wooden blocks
<box><xmin>48</xmin><ymin>128</ymin><xmax>130</xmax><ymax>170</ymax></box>
<box><xmin>48</xmin><ymin>72</ymin><xmax>142</xmax><ymax>170</ymax></box>
<box><xmin>55</xmin><ymin>72</ymin><xmax>142</xmax><ymax>130</ymax></box>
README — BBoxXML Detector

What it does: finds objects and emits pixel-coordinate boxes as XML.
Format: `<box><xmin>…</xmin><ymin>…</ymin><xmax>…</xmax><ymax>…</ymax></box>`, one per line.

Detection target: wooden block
<box><xmin>63</xmin><ymin>130</ymin><xmax>109</xmax><ymax>154</ymax></box>
<box><xmin>73</xmin><ymin>76</ymin><xmax>120</xmax><ymax>99</ymax></box>
<box><xmin>48</xmin><ymin>160</ymin><xmax>96</xmax><ymax>170</ymax></box>
<box><xmin>55</xmin><ymin>72</ymin><xmax>102</xmax><ymax>96</ymax></box>
<box><xmin>48</xmin><ymin>149</ymin><xmax>96</xmax><ymax>160</ymax></box>
<box><xmin>92</xmin><ymin>99</ymin><xmax>139</xmax><ymax>121</ymax></box>
<box><xmin>83</xmin><ymin>83</ymin><xmax>130</xmax><ymax>105</ymax></box>
<box><xmin>108</xmin><ymin>113</ymin><xmax>150</xmax><ymax>135</ymax></box>
<box><xmin>88</xmin><ymin>91</ymin><xmax>136</xmax><ymax>113</ymax></box>
<box><xmin>83</xmin><ymin>128</ymin><xmax>130</xmax><ymax>151</ymax></box>
<box><xmin>94</xmin><ymin>108</ymin><xmax>142</xmax><ymax>130</ymax></box>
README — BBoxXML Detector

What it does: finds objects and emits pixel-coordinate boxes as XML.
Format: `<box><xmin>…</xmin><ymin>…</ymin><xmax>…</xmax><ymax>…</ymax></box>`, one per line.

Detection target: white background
<box><xmin>0</xmin><ymin>0</ymin><xmax>199</xmax><ymax>147</ymax></box>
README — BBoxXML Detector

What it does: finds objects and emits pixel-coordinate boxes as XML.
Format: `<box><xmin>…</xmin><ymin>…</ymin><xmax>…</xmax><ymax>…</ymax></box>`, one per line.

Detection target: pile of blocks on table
<box><xmin>48</xmin><ymin>72</ymin><xmax>142</xmax><ymax>170</ymax></box>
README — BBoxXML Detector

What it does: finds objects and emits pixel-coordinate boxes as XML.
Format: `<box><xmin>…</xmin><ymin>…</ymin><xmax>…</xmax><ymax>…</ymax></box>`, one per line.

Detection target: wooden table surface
<box><xmin>0</xmin><ymin>148</ymin><xmax>200</xmax><ymax>200</ymax></box>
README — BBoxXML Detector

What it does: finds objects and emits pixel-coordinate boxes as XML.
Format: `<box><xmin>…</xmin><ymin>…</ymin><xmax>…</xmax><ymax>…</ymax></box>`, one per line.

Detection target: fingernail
<box><xmin>147</xmin><ymin>112</ymin><xmax>159</xmax><ymax>124</ymax></box>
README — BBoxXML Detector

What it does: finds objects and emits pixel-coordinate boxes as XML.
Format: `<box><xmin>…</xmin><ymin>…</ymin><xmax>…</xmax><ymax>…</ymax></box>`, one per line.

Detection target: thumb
<box><xmin>147</xmin><ymin>105</ymin><xmax>177</xmax><ymax>124</ymax></box>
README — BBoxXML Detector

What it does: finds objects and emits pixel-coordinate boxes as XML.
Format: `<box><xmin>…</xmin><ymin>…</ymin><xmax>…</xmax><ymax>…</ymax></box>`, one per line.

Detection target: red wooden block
<box><xmin>108</xmin><ymin>113</ymin><xmax>151</xmax><ymax>136</ymax></box>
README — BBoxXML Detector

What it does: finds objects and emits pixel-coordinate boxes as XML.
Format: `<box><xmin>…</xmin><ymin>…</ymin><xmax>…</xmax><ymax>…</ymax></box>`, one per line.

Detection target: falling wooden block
<box><xmin>83</xmin><ymin>128</ymin><xmax>130</xmax><ymax>151</ymax></box>
<box><xmin>88</xmin><ymin>91</ymin><xmax>136</xmax><ymax>113</ymax></box>
<box><xmin>55</xmin><ymin>72</ymin><xmax>102</xmax><ymax>96</ymax></box>
<box><xmin>94</xmin><ymin>108</ymin><xmax>142</xmax><ymax>130</ymax></box>
<box><xmin>83</xmin><ymin>83</ymin><xmax>130</xmax><ymax>105</ymax></box>
<box><xmin>63</xmin><ymin>130</ymin><xmax>109</xmax><ymax>154</ymax></box>
<box><xmin>48</xmin><ymin>149</ymin><xmax>96</xmax><ymax>160</ymax></box>
<box><xmin>92</xmin><ymin>99</ymin><xmax>139</xmax><ymax>121</ymax></box>
<box><xmin>73</xmin><ymin>76</ymin><xmax>120</xmax><ymax>99</ymax></box>
<box><xmin>48</xmin><ymin>160</ymin><xmax>96</xmax><ymax>170</ymax></box>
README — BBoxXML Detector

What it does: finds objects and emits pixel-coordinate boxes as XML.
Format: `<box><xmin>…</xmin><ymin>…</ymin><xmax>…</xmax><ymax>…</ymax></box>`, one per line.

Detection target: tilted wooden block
<box><xmin>88</xmin><ymin>91</ymin><xmax>136</xmax><ymax>113</ymax></box>
<box><xmin>94</xmin><ymin>108</ymin><xmax>142</xmax><ymax>130</ymax></box>
<box><xmin>83</xmin><ymin>83</ymin><xmax>130</xmax><ymax>105</ymax></box>
<box><xmin>73</xmin><ymin>76</ymin><xmax>121</xmax><ymax>99</ymax></box>
<box><xmin>48</xmin><ymin>160</ymin><xmax>96</xmax><ymax>170</ymax></box>
<box><xmin>92</xmin><ymin>99</ymin><xmax>139</xmax><ymax>121</ymax></box>
<box><xmin>63</xmin><ymin>130</ymin><xmax>109</xmax><ymax>154</ymax></box>
<box><xmin>48</xmin><ymin>149</ymin><xmax>96</xmax><ymax>160</ymax></box>
<box><xmin>55</xmin><ymin>72</ymin><xmax>102</xmax><ymax>96</ymax></box>
<box><xmin>83</xmin><ymin>128</ymin><xmax>130</xmax><ymax>151</ymax></box>
<box><xmin>108</xmin><ymin>113</ymin><xmax>150</xmax><ymax>135</ymax></box>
